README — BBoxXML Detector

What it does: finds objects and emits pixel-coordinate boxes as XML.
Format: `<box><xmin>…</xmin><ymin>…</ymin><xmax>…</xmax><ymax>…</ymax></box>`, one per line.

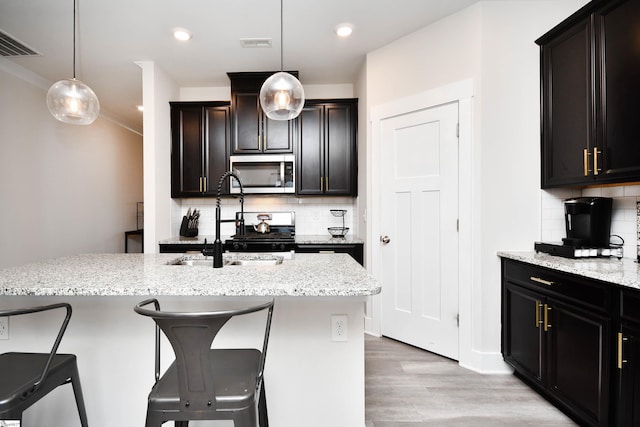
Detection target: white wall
<box><xmin>476</xmin><ymin>0</ymin><xmax>588</xmax><ymax>358</ymax></box>
<box><xmin>138</xmin><ymin>61</ymin><xmax>179</xmax><ymax>253</ymax></box>
<box><xmin>0</xmin><ymin>59</ymin><xmax>143</xmax><ymax>267</ymax></box>
<box><xmin>364</xmin><ymin>0</ymin><xmax>588</xmax><ymax>372</ymax></box>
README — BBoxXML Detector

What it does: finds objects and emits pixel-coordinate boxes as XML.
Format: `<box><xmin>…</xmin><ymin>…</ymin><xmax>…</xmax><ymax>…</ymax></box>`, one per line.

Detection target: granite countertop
<box><xmin>0</xmin><ymin>253</ymin><xmax>380</xmax><ymax>297</ymax></box>
<box><xmin>159</xmin><ymin>235</ymin><xmax>365</xmax><ymax>245</ymax></box>
<box><xmin>498</xmin><ymin>251</ymin><xmax>640</xmax><ymax>290</ymax></box>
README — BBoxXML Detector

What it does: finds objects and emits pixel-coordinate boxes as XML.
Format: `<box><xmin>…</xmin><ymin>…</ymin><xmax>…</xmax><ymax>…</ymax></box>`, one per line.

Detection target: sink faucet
<box><xmin>204</xmin><ymin>171</ymin><xmax>245</xmax><ymax>268</ymax></box>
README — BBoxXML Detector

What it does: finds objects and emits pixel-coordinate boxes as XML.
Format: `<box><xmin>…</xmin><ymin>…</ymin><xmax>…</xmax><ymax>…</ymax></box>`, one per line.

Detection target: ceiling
<box><xmin>0</xmin><ymin>0</ymin><xmax>485</xmax><ymax>134</ymax></box>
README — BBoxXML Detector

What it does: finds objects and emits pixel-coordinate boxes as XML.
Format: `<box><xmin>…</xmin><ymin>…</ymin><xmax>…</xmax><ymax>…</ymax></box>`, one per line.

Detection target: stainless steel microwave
<box><xmin>229</xmin><ymin>155</ymin><xmax>295</xmax><ymax>194</ymax></box>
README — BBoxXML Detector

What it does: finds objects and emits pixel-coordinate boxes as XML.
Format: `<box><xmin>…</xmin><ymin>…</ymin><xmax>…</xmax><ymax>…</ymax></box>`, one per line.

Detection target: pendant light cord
<box><xmin>72</xmin><ymin>0</ymin><xmax>77</xmax><ymax>79</ymax></box>
<box><xmin>280</xmin><ymin>0</ymin><xmax>284</xmax><ymax>72</ymax></box>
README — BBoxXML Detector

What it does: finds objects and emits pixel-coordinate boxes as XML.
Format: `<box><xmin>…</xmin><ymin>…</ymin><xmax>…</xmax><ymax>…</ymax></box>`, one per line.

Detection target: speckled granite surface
<box><xmin>0</xmin><ymin>253</ymin><xmax>380</xmax><ymax>297</ymax></box>
<box><xmin>498</xmin><ymin>251</ymin><xmax>640</xmax><ymax>290</ymax></box>
<box><xmin>159</xmin><ymin>234</ymin><xmax>365</xmax><ymax>245</ymax></box>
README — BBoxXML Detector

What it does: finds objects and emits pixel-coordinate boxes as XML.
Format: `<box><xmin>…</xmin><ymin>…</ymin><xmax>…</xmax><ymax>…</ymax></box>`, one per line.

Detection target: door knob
<box><xmin>380</xmin><ymin>235</ymin><xmax>391</xmax><ymax>244</ymax></box>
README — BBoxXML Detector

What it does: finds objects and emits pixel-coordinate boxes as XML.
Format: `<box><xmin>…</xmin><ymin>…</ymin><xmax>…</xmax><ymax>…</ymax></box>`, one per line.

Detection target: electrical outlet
<box><xmin>0</xmin><ymin>317</ymin><xmax>8</xmax><ymax>340</ymax></box>
<box><xmin>331</xmin><ymin>315</ymin><xmax>348</xmax><ymax>342</ymax></box>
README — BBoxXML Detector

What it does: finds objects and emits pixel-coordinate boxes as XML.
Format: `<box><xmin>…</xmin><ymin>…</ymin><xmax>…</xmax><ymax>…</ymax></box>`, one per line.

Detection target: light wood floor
<box><xmin>365</xmin><ymin>335</ymin><xmax>578</xmax><ymax>426</ymax></box>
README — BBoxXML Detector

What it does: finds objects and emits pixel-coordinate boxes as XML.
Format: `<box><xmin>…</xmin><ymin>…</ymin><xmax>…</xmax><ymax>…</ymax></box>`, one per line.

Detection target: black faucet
<box><xmin>203</xmin><ymin>171</ymin><xmax>245</xmax><ymax>268</ymax></box>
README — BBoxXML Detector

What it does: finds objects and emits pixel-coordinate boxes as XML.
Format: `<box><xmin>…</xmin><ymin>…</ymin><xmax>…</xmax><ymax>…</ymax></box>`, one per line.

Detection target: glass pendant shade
<box><xmin>259</xmin><ymin>71</ymin><xmax>305</xmax><ymax>121</ymax></box>
<box><xmin>47</xmin><ymin>78</ymin><xmax>100</xmax><ymax>125</ymax></box>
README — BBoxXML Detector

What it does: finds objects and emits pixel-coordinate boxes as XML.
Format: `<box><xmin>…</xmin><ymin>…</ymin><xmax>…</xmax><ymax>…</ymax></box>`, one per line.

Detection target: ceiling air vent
<box><xmin>240</xmin><ymin>38</ymin><xmax>272</xmax><ymax>48</ymax></box>
<box><xmin>0</xmin><ymin>30</ymin><xmax>40</xmax><ymax>56</ymax></box>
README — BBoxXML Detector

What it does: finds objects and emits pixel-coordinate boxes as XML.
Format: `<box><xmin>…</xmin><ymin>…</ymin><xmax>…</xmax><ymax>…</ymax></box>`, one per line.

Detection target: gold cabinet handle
<box><xmin>584</xmin><ymin>148</ymin><xmax>589</xmax><ymax>176</ymax></box>
<box><xmin>543</xmin><ymin>304</ymin><xmax>551</xmax><ymax>332</ymax></box>
<box><xmin>203</xmin><ymin>176</ymin><xmax>207</xmax><ymax>193</ymax></box>
<box><xmin>530</xmin><ymin>276</ymin><xmax>554</xmax><ymax>286</ymax></box>
<box><xmin>325</xmin><ymin>177</ymin><xmax>329</xmax><ymax>192</ymax></box>
<box><xmin>320</xmin><ymin>177</ymin><xmax>324</xmax><ymax>191</ymax></box>
<box><xmin>618</xmin><ymin>332</ymin><xmax>628</xmax><ymax>369</ymax></box>
<box><xmin>593</xmin><ymin>147</ymin><xmax>601</xmax><ymax>176</ymax></box>
<box><xmin>535</xmin><ymin>300</ymin><xmax>542</xmax><ymax>328</ymax></box>
<box><xmin>199</xmin><ymin>177</ymin><xmax>203</xmax><ymax>193</ymax></box>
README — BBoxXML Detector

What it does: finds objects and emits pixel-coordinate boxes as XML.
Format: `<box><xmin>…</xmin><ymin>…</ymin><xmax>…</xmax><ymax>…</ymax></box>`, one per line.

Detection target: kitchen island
<box><xmin>0</xmin><ymin>253</ymin><xmax>380</xmax><ymax>427</ymax></box>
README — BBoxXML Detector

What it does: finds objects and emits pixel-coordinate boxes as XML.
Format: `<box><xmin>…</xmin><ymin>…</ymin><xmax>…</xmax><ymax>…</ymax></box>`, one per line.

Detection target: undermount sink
<box><xmin>172</xmin><ymin>259</ymin><xmax>215</xmax><ymax>267</ymax></box>
<box><xmin>169</xmin><ymin>255</ymin><xmax>284</xmax><ymax>267</ymax></box>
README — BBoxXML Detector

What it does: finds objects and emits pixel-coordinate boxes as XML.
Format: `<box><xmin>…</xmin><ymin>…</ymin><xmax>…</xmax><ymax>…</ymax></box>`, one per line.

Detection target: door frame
<box><xmin>366</xmin><ymin>79</ymin><xmax>475</xmax><ymax>368</ymax></box>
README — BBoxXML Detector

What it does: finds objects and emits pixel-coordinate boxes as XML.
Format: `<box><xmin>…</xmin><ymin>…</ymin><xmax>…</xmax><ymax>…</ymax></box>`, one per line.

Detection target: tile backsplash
<box><xmin>541</xmin><ymin>184</ymin><xmax>640</xmax><ymax>259</ymax></box>
<box><xmin>173</xmin><ymin>196</ymin><xmax>357</xmax><ymax>237</ymax></box>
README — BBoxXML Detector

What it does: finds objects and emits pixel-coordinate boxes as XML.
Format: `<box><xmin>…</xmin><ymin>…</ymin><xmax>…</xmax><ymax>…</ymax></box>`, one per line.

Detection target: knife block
<box><xmin>179</xmin><ymin>216</ymin><xmax>198</xmax><ymax>237</ymax></box>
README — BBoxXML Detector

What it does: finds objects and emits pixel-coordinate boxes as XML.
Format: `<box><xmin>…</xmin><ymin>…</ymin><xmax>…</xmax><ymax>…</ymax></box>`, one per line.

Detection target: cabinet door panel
<box><xmin>541</xmin><ymin>17</ymin><xmax>594</xmax><ymax>188</ymax></box>
<box><xmin>297</xmin><ymin>105</ymin><xmax>324</xmax><ymax>194</ymax></box>
<box><xmin>547</xmin><ymin>298</ymin><xmax>610</xmax><ymax>426</ymax></box>
<box><xmin>204</xmin><ymin>106</ymin><xmax>230</xmax><ymax>195</ymax></box>
<box><xmin>503</xmin><ymin>282</ymin><xmax>544</xmax><ymax>384</ymax></box>
<box><xmin>264</xmin><ymin>117</ymin><xmax>294</xmax><ymax>153</ymax></box>
<box><xmin>233</xmin><ymin>93</ymin><xmax>261</xmax><ymax>153</ymax></box>
<box><xmin>596</xmin><ymin>0</ymin><xmax>640</xmax><ymax>182</ymax></box>
<box><xmin>619</xmin><ymin>323</ymin><xmax>640</xmax><ymax>427</ymax></box>
<box><xmin>325</xmin><ymin>104</ymin><xmax>354</xmax><ymax>195</ymax></box>
<box><xmin>171</xmin><ymin>106</ymin><xmax>203</xmax><ymax>197</ymax></box>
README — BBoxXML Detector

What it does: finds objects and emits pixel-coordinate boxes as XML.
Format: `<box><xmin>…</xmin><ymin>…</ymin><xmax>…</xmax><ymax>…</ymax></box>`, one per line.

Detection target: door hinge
<box><xmin>456</xmin><ymin>219</ymin><xmax>459</xmax><ymax>232</ymax></box>
<box><xmin>456</xmin><ymin>123</ymin><xmax>459</xmax><ymax>138</ymax></box>
<box><xmin>456</xmin><ymin>313</ymin><xmax>460</xmax><ymax>327</ymax></box>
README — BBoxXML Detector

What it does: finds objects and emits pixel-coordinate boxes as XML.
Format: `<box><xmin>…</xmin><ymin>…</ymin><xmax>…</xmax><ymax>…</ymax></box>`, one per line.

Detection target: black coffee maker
<box><xmin>562</xmin><ymin>197</ymin><xmax>612</xmax><ymax>248</ymax></box>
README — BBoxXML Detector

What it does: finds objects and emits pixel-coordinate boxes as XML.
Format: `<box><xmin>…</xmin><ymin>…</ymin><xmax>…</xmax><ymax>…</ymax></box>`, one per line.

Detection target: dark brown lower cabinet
<box><xmin>546</xmin><ymin>297</ymin><xmax>610</xmax><ymax>426</ymax></box>
<box><xmin>618</xmin><ymin>323</ymin><xmax>640</xmax><ymax>426</ymax></box>
<box><xmin>502</xmin><ymin>259</ymin><xmax>611</xmax><ymax>427</ymax></box>
<box><xmin>295</xmin><ymin>243</ymin><xmax>363</xmax><ymax>266</ymax></box>
<box><xmin>618</xmin><ymin>289</ymin><xmax>640</xmax><ymax>426</ymax></box>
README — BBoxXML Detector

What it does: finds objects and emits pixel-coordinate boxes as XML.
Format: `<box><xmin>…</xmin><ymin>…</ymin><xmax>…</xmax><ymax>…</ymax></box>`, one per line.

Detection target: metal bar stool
<box><xmin>0</xmin><ymin>303</ymin><xmax>88</xmax><ymax>426</ymax></box>
<box><xmin>134</xmin><ymin>299</ymin><xmax>274</xmax><ymax>427</ymax></box>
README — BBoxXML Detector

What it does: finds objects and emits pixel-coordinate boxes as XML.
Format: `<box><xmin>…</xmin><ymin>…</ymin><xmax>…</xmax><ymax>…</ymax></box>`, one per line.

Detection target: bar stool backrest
<box><xmin>134</xmin><ymin>299</ymin><xmax>274</xmax><ymax>412</ymax></box>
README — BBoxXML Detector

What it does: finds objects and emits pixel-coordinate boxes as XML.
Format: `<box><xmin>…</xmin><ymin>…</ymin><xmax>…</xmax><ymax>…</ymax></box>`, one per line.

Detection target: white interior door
<box><xmin>379</xmin><ymin>101</ymin><xmax>459</xmax><ymax>360</ymax></box>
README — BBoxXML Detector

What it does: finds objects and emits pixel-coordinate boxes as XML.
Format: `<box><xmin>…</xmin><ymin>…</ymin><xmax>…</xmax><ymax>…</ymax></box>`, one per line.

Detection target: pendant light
<box><xmin>259</xmin><ymin>0</ymin><xmax>305</xmax><ymax>121</ymax></box>
<box><xmin>46</xmin><ymin>0</ymin><xmax>100</xmax><ymax>125</ymax></box>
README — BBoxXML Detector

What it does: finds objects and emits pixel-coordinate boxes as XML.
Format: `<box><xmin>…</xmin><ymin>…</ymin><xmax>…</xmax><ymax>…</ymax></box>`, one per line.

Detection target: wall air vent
<box><xmin>0</xmin><ymin>30</ymin><xmax>40</xmax><ymax>56</ymax></box>
<box><xmin>240</xmin><ymin>38</ymin><xmax>272</xmax><ymax>48</ymax></box>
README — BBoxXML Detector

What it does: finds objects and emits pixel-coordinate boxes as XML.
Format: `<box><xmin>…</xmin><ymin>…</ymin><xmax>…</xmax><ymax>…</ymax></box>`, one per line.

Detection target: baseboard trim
<box><xmin>460</xmin><ymin>349</ymin><xmax>513</xmax><ymax>374</ymax></box>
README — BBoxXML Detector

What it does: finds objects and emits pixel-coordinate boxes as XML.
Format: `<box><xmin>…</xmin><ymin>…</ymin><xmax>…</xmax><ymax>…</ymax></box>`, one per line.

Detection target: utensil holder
<box><xmin>179</xmin><ymin>216</ymin><xmax>198</xmax><ymax>237</ymax></box>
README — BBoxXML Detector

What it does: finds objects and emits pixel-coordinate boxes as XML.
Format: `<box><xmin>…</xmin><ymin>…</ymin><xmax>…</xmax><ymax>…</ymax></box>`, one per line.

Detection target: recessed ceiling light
<box><xmin>335</xmin><ymin>24</ymin><xmax>353</xmax><ymax>38</ymax></box>
<box><xmin>173</xmin><ymin>28</ymin><xmax>192</xmax><ymax>41</ymax></box>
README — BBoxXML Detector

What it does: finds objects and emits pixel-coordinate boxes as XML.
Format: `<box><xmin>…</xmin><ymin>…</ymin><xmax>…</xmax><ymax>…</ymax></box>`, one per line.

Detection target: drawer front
<box><xmin>621</xmin><ymin>288</ymin><xmax>640</xmax><ymax>324</ymax></box>
<box><xmin>503</xmin><ymin>259</ymin><xmax>610</xmax><ymax>312</ymax></box>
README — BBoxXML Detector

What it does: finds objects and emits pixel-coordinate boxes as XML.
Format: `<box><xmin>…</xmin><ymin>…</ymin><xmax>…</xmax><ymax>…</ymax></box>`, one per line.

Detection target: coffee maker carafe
<box><xmin>562</xmin><ymin>197</ymin><xmax>612</xmax><ymax>247</ymax></box>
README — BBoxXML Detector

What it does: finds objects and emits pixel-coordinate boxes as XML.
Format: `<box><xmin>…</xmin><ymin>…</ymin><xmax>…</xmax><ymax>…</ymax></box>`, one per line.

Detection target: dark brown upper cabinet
<box><xmin>170</xmin><ymin>102</ymin><xmax>230</xmax><ymax>198</ymax></box>
<box><xmin>296</xmin><ymin>99</ymin><xmax>358</xmax><ymax>196</ymax></box>
<box><xmin>537</xmin><ymin>0</ymin><xmax>640</xmax><ymax>188</ymax></box>
<box><xmin>228</xmin><ymin>72</ymin><xmax>296</xmax><ymax>154</ymax></box>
